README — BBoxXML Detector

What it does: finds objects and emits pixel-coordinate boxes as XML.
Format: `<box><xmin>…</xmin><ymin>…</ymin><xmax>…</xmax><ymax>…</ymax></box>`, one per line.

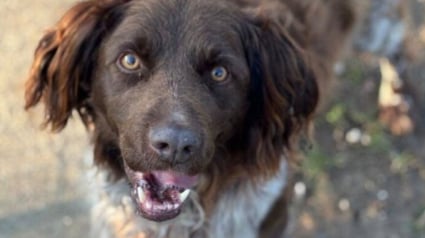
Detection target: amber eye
<box><xmin>118</xmin><ymin>53</ymin><xmax>142</xmax><ymax>71</ymax></box>
<box><xmin>211</xmin><ymin>66</ymin><xmax>228</xmax><ymax>82</ymax></box>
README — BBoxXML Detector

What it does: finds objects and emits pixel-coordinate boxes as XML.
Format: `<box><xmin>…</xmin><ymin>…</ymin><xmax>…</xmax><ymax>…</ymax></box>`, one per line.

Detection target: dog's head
<box><xmin>25</xmin><ymin>0</ymin><xmax>318</xmax><ymax>221</ymax></box>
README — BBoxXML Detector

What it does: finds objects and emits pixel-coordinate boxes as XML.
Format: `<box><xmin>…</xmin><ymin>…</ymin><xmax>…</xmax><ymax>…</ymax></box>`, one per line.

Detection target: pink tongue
<box><xmin>151</xmin><ymin>171</ymin><xmax>199</xmax><ymax>189</ymax></box>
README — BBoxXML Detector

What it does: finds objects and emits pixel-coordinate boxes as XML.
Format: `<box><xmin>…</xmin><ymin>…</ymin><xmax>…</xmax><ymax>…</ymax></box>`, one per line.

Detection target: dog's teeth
<box><xmin>179</xmin><ymin>189</ymin><xmax>190</xmax><ymax>202</ymax></box>
<box><xmin>145</xmin><ymin>200</ymin><xmax>153</xmax><ymax>210</ymax></box>
<box><xmin>137</xmin><ymin>187</ymin><xmax>145</xmax><ymax>201</ymax></box>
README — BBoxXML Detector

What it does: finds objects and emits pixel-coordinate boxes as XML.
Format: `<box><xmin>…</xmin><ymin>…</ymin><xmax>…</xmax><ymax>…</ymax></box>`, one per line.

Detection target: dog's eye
<box><xmin>211</xmin><ymin>66</ymin><xmax>228</xmax><ymax>82</ymax></box>
<box><xmin>118</xmin><ymin>53</ymin><xmax>142</xmax><ymax>71</ymax></box>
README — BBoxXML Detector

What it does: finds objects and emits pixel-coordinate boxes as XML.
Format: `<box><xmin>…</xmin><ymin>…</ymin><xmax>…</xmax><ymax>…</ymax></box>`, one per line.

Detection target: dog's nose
<box><xmin>149</xmin><ymin>126</ymin><xmax>201</xmax><ymax>164</ymax></box>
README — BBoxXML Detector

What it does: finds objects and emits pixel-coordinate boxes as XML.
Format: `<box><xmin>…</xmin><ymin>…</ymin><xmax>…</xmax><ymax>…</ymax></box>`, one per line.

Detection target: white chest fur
<box><xmin>90</xmin><ymin>160</ymin><xmax>288</xmax><ymax>238</ymax></box>
<box><xmin>208</xmin><ymin>160</ymin><xmax>288</xmax><ymax>238</ymax></box>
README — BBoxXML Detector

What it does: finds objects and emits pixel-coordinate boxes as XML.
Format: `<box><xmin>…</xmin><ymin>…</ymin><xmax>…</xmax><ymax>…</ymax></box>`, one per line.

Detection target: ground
<box><xmin>0</xmin><ymin>1</ymin><xmax>424</xmax><ymax>238</ymax></box>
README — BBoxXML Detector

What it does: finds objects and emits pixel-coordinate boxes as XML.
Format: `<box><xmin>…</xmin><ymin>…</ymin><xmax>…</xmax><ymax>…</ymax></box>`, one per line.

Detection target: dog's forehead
<box><xmin>127</xmin><ymin>0</ymin><xmax>240</xmax><ymax>25</ymax></box>
<box><xmin>118</xmin><ymin>0</ymin><xmax>245</xmax><ymax>48</ymax></box>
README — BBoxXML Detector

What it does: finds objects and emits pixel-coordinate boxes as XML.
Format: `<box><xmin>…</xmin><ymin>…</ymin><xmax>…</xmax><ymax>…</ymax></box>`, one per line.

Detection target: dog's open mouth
<box><xmin>125</xmin><ymin>164</ymin><xmax>198</xmax><ymax>221</ymax></box>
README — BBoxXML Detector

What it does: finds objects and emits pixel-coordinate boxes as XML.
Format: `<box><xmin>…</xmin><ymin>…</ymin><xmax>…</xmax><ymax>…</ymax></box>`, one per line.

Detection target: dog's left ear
<box><xmin>241</xmin><ymin>5</ymin><xmax>319</xmax><ymax>173</ymax></box>
<box><xmin>25</xmin><ymin>0</ymin><xmax>128</xmax><ymax>131</ymax></box>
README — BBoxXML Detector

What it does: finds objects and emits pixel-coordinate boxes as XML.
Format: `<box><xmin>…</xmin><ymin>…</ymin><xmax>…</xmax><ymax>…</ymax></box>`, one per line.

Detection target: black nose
<box><xmin>149</xmin><ymin>126</ymin><xmax>201</xmax><ymax>164</ymax></box>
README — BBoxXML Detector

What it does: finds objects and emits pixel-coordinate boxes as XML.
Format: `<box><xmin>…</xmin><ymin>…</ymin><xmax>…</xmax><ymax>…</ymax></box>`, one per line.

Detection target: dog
<box><xmin>25</xmin><ymin>0</ymin><xmax>356</xmax><ymax>237</ymax></box>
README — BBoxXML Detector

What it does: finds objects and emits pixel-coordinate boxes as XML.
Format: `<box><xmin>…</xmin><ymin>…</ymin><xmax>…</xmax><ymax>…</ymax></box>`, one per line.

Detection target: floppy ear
<box><xmin>25</xmin><ymin>0</ymin><xmax>128</xmax><ymax>131</ymax></box>
<box><xmin>241</xmin><ymin>8</ymin><xmax>319</xmax><ymax>174</ymax></box>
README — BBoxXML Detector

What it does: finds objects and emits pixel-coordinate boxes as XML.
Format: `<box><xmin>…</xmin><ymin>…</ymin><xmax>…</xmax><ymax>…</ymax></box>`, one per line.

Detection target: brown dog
<box><xmin>25</xmin><ymin>0</ymin><xmax>355</xmax><ymax>237</ymax></box>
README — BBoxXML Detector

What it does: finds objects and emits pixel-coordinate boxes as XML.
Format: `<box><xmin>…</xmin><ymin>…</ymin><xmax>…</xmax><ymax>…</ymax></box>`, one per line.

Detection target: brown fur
<box><xmin>25</xmin><ymin>0</ymin><xmax>356</xmax><ymax>236</ymax></box>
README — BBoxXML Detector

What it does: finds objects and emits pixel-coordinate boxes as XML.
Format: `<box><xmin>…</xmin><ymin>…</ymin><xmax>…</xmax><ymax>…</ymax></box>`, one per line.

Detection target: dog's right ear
<box><xmin>25</xmin><ymin>0</ymin><xmax>129</xmax><ymax>132</ymax></box>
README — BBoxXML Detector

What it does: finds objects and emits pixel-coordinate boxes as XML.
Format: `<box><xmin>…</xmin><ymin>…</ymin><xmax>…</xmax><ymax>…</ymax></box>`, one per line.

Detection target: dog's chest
<box><xmin>91</xmin><ymin>161</ymin><xmax>288</xmax><ymax>238</ymax></box>
<box><xmin>207</xmin><ymin>161</ymin><xmax>288</xmax><ymax>238</ymax></box>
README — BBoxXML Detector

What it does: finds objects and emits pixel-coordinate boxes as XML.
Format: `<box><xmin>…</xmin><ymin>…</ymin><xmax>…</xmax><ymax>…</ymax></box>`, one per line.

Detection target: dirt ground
<box><xmin>0</xmin><ymin>1</ymin><xmax>424</xmax><ymax>238</ymax></box>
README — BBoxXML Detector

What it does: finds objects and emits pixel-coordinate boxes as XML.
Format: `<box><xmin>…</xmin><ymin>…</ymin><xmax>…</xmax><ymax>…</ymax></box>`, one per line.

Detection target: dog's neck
<box><xmin>206</xmin><ymin>160</ymin><xmax>288</xmax><ymax>238</ymax></box>
<box><xmin>90</xmin><ymin>161</ymin><xmax>288</xmax><ymax>238</ymax></box>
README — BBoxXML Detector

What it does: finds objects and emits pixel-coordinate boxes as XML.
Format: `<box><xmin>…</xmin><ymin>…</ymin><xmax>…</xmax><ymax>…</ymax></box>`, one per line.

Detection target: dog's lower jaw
<box><xmin>90</xmin><ymin>159</ymin><xmax>288</xmax><ymax>238</ymax></box>
<box><xmin>124</xmin><ymin>162</ymin><xmax>199</xmax><ymax>222</ymax></box>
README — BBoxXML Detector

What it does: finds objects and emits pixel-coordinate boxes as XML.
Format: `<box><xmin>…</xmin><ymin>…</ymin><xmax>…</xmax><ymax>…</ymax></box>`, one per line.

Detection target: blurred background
<box><xmin>1</xmin><ymin>1</ymin><xmax>90</xmax><ymax>237</ymax></box>
<box><xmin>0</xmin><ymin>0</ymin><xmax>424</xmax><ymax>237</ymax></box>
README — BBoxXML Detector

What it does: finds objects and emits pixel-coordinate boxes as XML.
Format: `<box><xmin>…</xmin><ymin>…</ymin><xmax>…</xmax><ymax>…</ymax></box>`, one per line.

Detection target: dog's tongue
<box><xmin>124</xmin><ymin>163</ymin><xmax>200</xmax><ymax>221</ymax></box>
<box><xmin>151</xmin><ymin>171</ymin><xmax>199</xmax><ymax>189</ymax></box>
<box><xmin>132</xmin><ymin>171</ymin><xmax>198</xmax><ymax>221</ymax></box>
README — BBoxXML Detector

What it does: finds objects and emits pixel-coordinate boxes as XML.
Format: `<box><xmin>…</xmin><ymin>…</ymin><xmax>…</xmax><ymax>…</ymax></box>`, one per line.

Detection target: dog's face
<box><xmin>25</xmin><ymin>0</ymin><xmax>318</xmax><ymax>221</ymax></box>
<box><xmin>94</xmin><ymin>1</ymin><xmax>251</xmax><ymax>220</ymax></box>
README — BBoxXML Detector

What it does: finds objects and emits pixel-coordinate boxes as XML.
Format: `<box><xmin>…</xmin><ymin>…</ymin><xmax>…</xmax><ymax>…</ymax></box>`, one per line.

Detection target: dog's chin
<box><xmin>124</xmin><ymin>163</ymin><xmax>199</xmax><ymax>222</ymax></box>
